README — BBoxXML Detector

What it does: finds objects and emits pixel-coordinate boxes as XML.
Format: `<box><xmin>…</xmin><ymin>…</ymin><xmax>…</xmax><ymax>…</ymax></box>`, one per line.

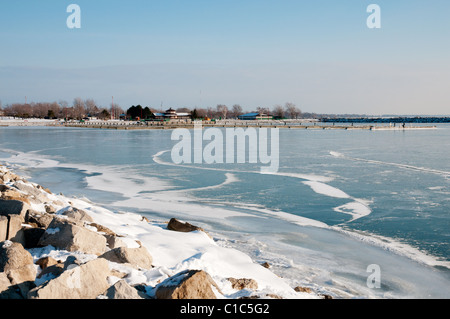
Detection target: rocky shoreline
<box><xmin>0</xmin><ymin>164</ymin><xmax>324</xmax><ymax>300</ymax></box>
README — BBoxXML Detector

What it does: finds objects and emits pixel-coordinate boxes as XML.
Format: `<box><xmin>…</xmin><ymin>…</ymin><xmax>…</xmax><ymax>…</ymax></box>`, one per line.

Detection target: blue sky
<box><xmin>1</xmin><ymin>0</ymin><xmax>449</xmax><ymax>114</ymax></box>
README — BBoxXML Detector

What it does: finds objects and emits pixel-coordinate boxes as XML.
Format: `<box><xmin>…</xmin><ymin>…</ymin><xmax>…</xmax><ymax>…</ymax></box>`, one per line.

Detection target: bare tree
<box><xmin>196</xmin><ymin>108</ymin><xmax>208</xmax><ymax>119</ymax></box>
<box><xmin>285</xmin><ymin>102</ymin><xmax>301</xmax><ymax>119</ymax></box>
<box><xmin>206</xmin><ymin>107</ymin><xmax>214</xmax><ymax>119</ymax></box>
<box><xmin>72</xmin><ymin>98</ymin><xmax>85</xmax><ymax>119</ymax></box>
<box><xmin>176</xmin><ymin>107</ymin><xmax>191</xmax><ymax>113</ymax></box>
<box><xmin>85</xmin><ymin>99</ymin><xmax>98</xmax><ymax>116</ymax></box>
<box><xmin>272</xmin><ymin>104</ymin><xmax>285</xmax><ymax>119</ymax></box>
<box><xmin>216</xmin><ymin>104</ymin><xmax>228</xmax><ymax>119</ymax></box>
<box><xmin>58</xmin><ymin>100</ymin><xmax>69</xmax><ymax>108</ymax></box>
<box><xmin>48</xmin><ymin>102</ymin><xmax>60</xmax><ymax>118</ymax></box>
<box><xmin>231</xmin><ymin>104</ymin><xmax>243</xmax><ymax>118</ymax></box>
<box><xmin>110</xmin><ymin>103</ymin><xmax>124</xmax><ymax>119</ymax></box>
<box><xmin>98</xmin><ymin>108</ymin><xmax>110</xmax><ymax>120</ymax></box>
<box><xmin>9</xmin><ymin>103</ymin><xmax>33</xmax><ymax>118</ymax></box>
<box><xmin>256</xmin><ymin>106</ymin><xmax>270</xmax><ymax>115</ymax></box>
<box><xmin>31</xmin><ymin>103</ymin><xmax>48</xmax><ymax>118</ymax></box>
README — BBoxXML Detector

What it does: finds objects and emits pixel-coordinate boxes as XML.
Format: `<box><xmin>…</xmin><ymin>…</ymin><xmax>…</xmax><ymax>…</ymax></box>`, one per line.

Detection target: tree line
<box><xmin>0</xmin><ymin>98</ymin><xmax>125</xmax><ymax>120</ymax></box>
<box><xmin>0</xmin><ymin>98</ymin><xmax>306</xmax><ymax>120</ymax></box>
<box><xmin>126</xmin><ymin>102</ymin><xmax>303</xmax><ymax>120</ymax></box>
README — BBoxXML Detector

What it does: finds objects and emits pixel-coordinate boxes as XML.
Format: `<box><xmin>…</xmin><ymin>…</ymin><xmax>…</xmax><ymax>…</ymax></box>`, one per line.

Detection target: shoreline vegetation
<box><xmin>0</xmin><ymin>164</ymin><xmax>325</xmax><ymax>300</ymax></box>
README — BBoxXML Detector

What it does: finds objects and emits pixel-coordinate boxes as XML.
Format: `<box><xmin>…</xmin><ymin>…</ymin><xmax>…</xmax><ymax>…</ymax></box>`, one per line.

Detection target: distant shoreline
<box><xmin>0</xmin><ymin>119</ymin><xmax>439</xmax><ymax>131</ymax></box>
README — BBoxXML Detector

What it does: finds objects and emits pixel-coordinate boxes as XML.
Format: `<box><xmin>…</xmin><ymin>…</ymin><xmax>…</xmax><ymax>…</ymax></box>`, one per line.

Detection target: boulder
<box><xmin>0</xmin><ymin>171</ymin><xmax>20</xmax><ymax>183</ymax></box>
<box><xmin>0</xmin><ymin>215</ymin><xmax>26</xmax><ymax>244</ymax></box>
<box><xmin>167</xmin><ymin>218</ymin><xmax>204</xmax><ymax>233</ymax></box>
<box><xmin>294</xmin><ymin>286</ymin><xmax>312</xmax><ymax>294</ymax></box>
<box><xmin>0</xmin><ymin>272</ymin><xmax>11</xmax><ymax>294</ymax></box>
<box><xmin>61</xmin><ymin>207</ymin><xmax>94</xmax><ymax>223</ymax></box>
<box><xmin>0</xmin><ymin>241</ymin><xmax>37</xmax><ymax>298</ymax></box>
<box><xmin>37</xmin><ymin>256</ymin><xmax>81</xmax><ymax>281</ymax></box>
<box><xmin>28</xmin><ymin>258</ymin><xmax>110</xmax><ymax>299</ymax></box>
<box><xmin>0</xmin><ymin>186</ymin><xmax>31</xmax><ymax>205</ymax></box>
<box><xmin>155</xmin><ymin>270</ymin><xmax>219</xmax><ymax>299</ymax></box>
<box><xmin>37</xmin><ymin>262</ymin><xmax>66</xmax><ymax>280</ymax></box>
<box><xmin>35</xmin><ymin>184</ymin><xmax>52</xmax><ymax>195</ymax></box>
<box><xmin>0</xmin><ymin>217</ymin><xmax>7</xmax><ymax>242</ymax></box>
<box><xmin>12</xmin><ymin>181</ymin><xmax>49</xmax><ymax>204</ymax></box>
<box><xmin>38</xmin><ymin>218</ymin><xmax>107</xmax><ymax>255</ymax></box>
<box><xmin>6</xmin><ymin>215</ymin><xmax>25</xmax><ymax>245</ymax></box>
<box><xmin>261</xmin><ymin>262</ymin><xmax>271</xmax><ymax>269</ymax></box>
<box><xmin>36</xmin><ymin>256</ymin><xmax>59</xmax><ymax>270</ymax></box>
<box><xmin>6</xmin><ymin>264</ymin><xmax>37</xmax><ymax>293</ymax></box>
<box><xmin>99</xmin><ymin>246</ymin><xmax>153</xmax><ymax>270</ymax></box>
<box><xmin>89</xmin><ymin>223</ymin><xmax>117</xmax><ymax>236</ymax></box>
<box><xmin>0</xmin><ymin>200</ymin><xmax>29</xmax><ymax>220</ymax></box>
<box><xmin>104</xmin><ymin>280</ymin><xmax>145</xmax><ymax>299</ymax></box>
<box><xmin>44</xmin><ymin>205</ymin><xmax>57</xmax><ymax>214</ymax></box>
<box><xmin>26</xmin><ymin>210</ymin><xmax>55</xmax><ymax>228</ymax></box>
<box><xmin>22</xmin><ymin>227</ymin><xmax>46</xmax><ymax>249</ymax></box>
<box><xmin>12</xmin><ymin>181</ymin><xmax>39</xmax><ymax>196</ymax></box>
<box><xmin>0</xmin><ymin>241</ymin><xmax>34</xmax><ymax>273</ymax></box>
<box><xmin>227</xmin><ymin>278</ymin><xmax>258</xmax><ymax>291</ymax></box>
<box><xmin>104</xmin><ymin>234</ymin><xmax>127</xmax><ymax>249</ymax></box>
<box><xmin>0</xmin><ymin>272</ymin><xmax>23</xmax><ymax>299</ymax></box>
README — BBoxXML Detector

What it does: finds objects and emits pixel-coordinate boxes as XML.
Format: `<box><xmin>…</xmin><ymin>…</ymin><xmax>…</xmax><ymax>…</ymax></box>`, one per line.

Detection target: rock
<box><xmin>61</xmin><ymin>207</ymin><xmax>94</xmax><ymax>223</ymax></box>
<box><xmin>239</xmin><ymin>295</ymin><xmax>260</xmax><ymax>299</ymax></box>
<box><xmin>155</xmin><ymin>270</ymin><xmax>219</xmax><ymax>299</ymax></box>
<box><xmin>104</xmin><ymin>280</ymin><xmax>145</xmax><ymax>299</ymax></box>
<box><xmin>0</xmin><ymin>214</ymin><xmax>26</xmax><ymax>244</ymax></box>
<box><xmin>36</xmin><ymin>185</ymin><xmax>52</xmax><ymax>194</ymax></box>
<box><xmin>6</xmin><ymin>264</ymin><xmax>37</xmax><ymax>295</ymax></box>
<box><xmin>227</xmin><ymin>278</ymin><xmax>258</xmax><ymax>291</ymax></box>
<box><xmin>37</xmin><ymin>256</ymin><xmax>82</xmax><ymax>281</ymax></box>
<box><xmin>0</xmin><ymin>241</ymin><xmax>36</xmax><ymax>298</ymax></box>
<box><xmin>0</xmin><ymin>171</ymin><xmax>20</xmax><ymax>183</ymax></box>
<box><xmin>7</xmin><ymin>215</ymin><xmax>25</xmax><ymax>245</ymax></box>
<box><xmin>12</xmin><ymin>181</ymin><xmax>49</xmax><ymax>203</ymax></box>
<box><xmin>36</xmin><ymin>257</ymin><xmax>59</xmax><ymax>270</ymax></box>
<box><xmin>0</xmin><ymin>241</ymin><xmax>34</xmax><ymax>273</ymax></box>
<box><xmin>28</xmin><ymin>258</ymin><xmax>111</xmax><ymax>299</ymax></box>
<box><xmin>22</xmin><ymin>227</ymin><xmax>46</xmax><ymax>249</ymax></box>
<box><xmin>99</xmin><ymin>246</ymin><xmax>153</xmax><ymax>270</ymax></box>
<box><xmin>0</xmin><ymin>272</ymin><xmax>11</xmax><ymax>294</ymax></box>
<box><xmin>0</xmin><ymin>200</ymin><xmax>29</xmax><ymax>220</ymax></box>
<box><xmin>37</xmin><ymin>262</ymin><xmax>66</xmax><ymax>280</ymax></box>
<box><xmin>0</xmin><ymin>185</ymin><xmax>31</xmax><ymax>205</ymax></box>
<box><xmin>261</xmin><ymin>262</ymin><xmax>271</xmax><ymax>269</ymax></box>
<box><xmin>45</xmin><ymin>205</ymin><xmax>57</xmax><ymax>214</ymax></box>
<box><xmin>38</xmin><ymin>218</ymin><xmax>107</xmax><ymax>255</ymax></box>
<box><xmin>0</xmin><ymin>271</ymin><xmax>23</xmax><ymax>299</ymax></box>
<box><xmin>266</xmin><ymin>293</ymin><xmax>283</xmax><ymax>299</ymax></box>
<box><xmin>89</xmin><ymin>223</ymin><xmax>117</xmax><ymax>236</ymax></box>
<box><xmin>109</xmin><ymin>269</ymin><xmax>128</xmax><ymax>279</ymax></box>
<box><xmin>294</xmin><ymin>286</ymin><xmax>312</xmax><ymax>294</ymax></box>
<box><xmin>0</xmin><ymin>217</ymin><xmax>7</xmax><ymax>242</ymax></box>
<box><xmin>167</xmin><ymin>218</ymin><xmax>204</xmax><ymax>233</ymax></box>
<box><xmin>51</xmin><ymin>199</ymin><xmax>64</xmax><ymax>206</ymax></box>
<box><xmin>26</xmin><ymin>210</ymin><xmax>55</xmax><ymax>228</ymax></box>
<box><xmin>104</xmin><ymin>234</ymin><xmax>127</xmax><ymax>249</ymax></box>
